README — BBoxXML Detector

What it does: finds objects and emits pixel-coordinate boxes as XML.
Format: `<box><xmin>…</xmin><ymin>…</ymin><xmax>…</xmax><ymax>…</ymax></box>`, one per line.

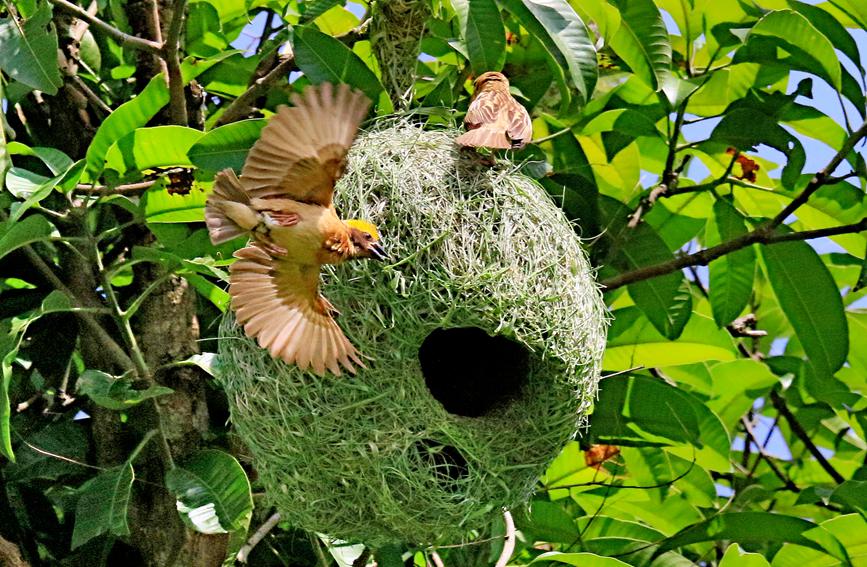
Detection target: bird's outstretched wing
<box><xmin>229</xmin><ymin>245</ymin><xmax>364</xmax><ymax>376</ymax></box>
<box><xmin>240</xmin><ymin>83</ymin><xmax>371</xmax><ymax>206</ymax></box>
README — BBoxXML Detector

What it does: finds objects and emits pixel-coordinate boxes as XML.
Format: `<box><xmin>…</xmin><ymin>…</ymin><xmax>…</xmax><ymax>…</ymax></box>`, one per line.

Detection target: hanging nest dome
<box><xmin>216</xmin><ymin>120</ymin><xmax>608</xmax><ymax>546</ymax></box>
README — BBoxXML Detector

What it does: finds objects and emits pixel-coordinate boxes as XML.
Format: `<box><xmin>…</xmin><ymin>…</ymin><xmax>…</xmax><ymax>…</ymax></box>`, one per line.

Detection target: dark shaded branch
<box><xmin>213</xmin><ymin>50</ymin><xmax>297</xmax><ymax>127</ymax></box>
<box><xmin>212</xmin><ymin>21</ymin><xmax>370</xmax><ymax>127</ymax></box>
<box><xmin>352</xmin><ymin>549</ymin><xmax>372</xmax><ymax>567</ymax></box>
<box><xmin>741</xmin><ymin>416</ymin><xmax>800</xmax><ymax>492</ymax></box>
<box><xmin>236</xmin><ymin>512</ymin><xmax>281</xmax><ymax>563</ymax></box>
<box><xmin>601</xmin><ymin>217</ymin><xmax>867</xmax><ymax>290</ymax></box>
<box><xmin>47</xmin><ymin>0</ymin><xmax>162</xmax><ymax>54</ymax></box>
<box><xmin>163</xmin><ymin>0</ymin><xmax>188</xmax><ymax>125</ymax></box>
<box><xmin>769</xmin><ymin>391</ymin><xmax>845</xmax><ymax>484</ymax></box>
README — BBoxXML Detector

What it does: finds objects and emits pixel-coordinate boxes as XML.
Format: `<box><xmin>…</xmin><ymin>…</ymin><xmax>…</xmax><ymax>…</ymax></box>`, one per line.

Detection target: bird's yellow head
<box><xmin>473</xmin><ymin>71</ymin><xmax>509</xmax><ymax>92</ymax></box>
<box><xmin>346</xmin><ymin>219</ymin><xmax>386</xmax><ymax>261</ymax></box>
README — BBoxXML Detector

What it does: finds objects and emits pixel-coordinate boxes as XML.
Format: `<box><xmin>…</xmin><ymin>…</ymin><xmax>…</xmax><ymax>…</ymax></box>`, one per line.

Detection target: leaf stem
<box><xmin>164</xmin><ymin>0</ymin><xmax>188</xmax><ymax>125</ymax></box>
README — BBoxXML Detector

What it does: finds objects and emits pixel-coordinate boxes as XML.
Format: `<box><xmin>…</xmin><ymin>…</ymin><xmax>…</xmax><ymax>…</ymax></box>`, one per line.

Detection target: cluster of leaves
<box><xmin>0</xmin><ymin>0</ymin><xmax>866</xmax><ymax>565</ymax></box>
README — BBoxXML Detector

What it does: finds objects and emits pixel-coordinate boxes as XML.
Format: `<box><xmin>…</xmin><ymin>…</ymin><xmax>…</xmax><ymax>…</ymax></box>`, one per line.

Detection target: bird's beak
<box><xmin>369</xmin><ymin>241</ymin><xmax>387</xmax><ymax>261</ymax></box>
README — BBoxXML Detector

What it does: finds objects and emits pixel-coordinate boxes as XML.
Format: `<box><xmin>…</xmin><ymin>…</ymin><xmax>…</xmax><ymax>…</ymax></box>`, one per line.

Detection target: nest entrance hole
<box><xmin>418</xmin><ymin>327</ymin><xmax>530</xmax><ymax>418</ymax></box>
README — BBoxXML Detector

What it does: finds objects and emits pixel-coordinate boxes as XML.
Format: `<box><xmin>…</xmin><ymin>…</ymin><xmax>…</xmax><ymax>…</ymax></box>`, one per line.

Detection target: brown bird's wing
<box><xmin>505</xmin><ymin>98</ymin><xmax>533</xmax><ymax>148</ymax></box>
<box><xmin>240</xmin><ymin>82</ymin><xmax>371</xmax><ymax>207</ymax></box>
<box><xmin>229</xmin><ymin>245</ymin><xmax>364</xmax><ymax>376</ymax></box>
<box><xmin>463</xmin><ymin>88</ymin><xmax>501</xmax><ymax>130</ymax></box>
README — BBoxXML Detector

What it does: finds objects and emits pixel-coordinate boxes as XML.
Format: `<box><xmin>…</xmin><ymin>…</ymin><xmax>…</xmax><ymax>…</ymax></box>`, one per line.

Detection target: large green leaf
<box><xmin>601</xmin><ymin>198</ymin><xmax>691</xmax><ymax>339</ymax></box>
<box><xmin>531</xmin><ymin>552</ymin><xmax>631</xmax><ymax>565</ymax></box>
<box><xmin>607</xmin><ymin>0</ymin><xmax>672</xmax><ymax>90</ymax></box>
<box><xmin>501</xmin><ymin>0</ymin><xmax>597</xmax><ymax>105</ymax></box>
<box><xmin>76</xmin><ymin>370</ymin><xmax>173</xmax><ymax>411</ymax></box>
<box><xmin>292</xmin><ymin>26</ymin><xmax>389</xmax><ymax>111</ymax></box>
<box><xmin>707</xmin><ymin>199</ymin><xmax>755</xmax><ymax>327</ymax></box>
<box><xmin>142</xmin><ymin>182</ymin><xmax>208</xmax><ymax>223</ymax></box>
<box><xmin>453</xmin><ymin>0</ymin><xmax>506</xmax><ymax>74</ymax></box>
<box><xmin>104</xmin><ymin>126</ymin><xmax>203</xmax><ymax>175</ymax></box>
<box><xmin>743</xmin><ymin>10</ymin><xmax>841</xmax><ymax>90</ymax></box>
<box><xmin>5</xmin><ymin>421</ymin><xmax>88</xmax><ymax>482</ymax></box>
<box><xmin>760</xmin><ymin>239</ymin><xmax>848</xmax><ymax>377</ymax></box>
<box><xmin>165</xmin><ymin>449</ymin><xmax>253</xmax><ymax>534</ymax></box>
<box><xmin>710</xmin><ymin>108</ymin><xmax>805</xmax><ymax>189</ymax></box>
<box><xmin>0</xmin><ymin>327</ymin><xmax>18</xmax><ymax>461</ymax></box>
<box><xmin>655</xmin><ymin>513</ymin><xmax>824</xmax><ymax>556</ymax></box>
<box><xmin>0</xmin><ymin>3</ymin><xmax>62</xmax><ymax>94</ymax></box>
<box><xmin>0</xmin><ymin>214</ymin><xmax>57</xmax><ymax>262</ymax></box>
<box><xmin>591</xmin><ymin>374</ymin><xmax>730</xmax><ymax>469</ymax></box>
<box><xmin>187</xmin><ymin>119</ymin><xmax>266</xmax><ymax>173</ymax></box>
<box><xmin>71</xmin><ymin>463</ymin><xmax>135</xmax><ymax>549</ymax></box>
<box><xmin>604</xmin><ymin>307</ymin><xmax>736</xmax><ymax>370</ymax></box>
<box><xmin>85</xmin><ymin>76</ymin><xmax>171</xmax><ymax>176</ymax></box>
<box><xmin>719</xmin><ymin>543</ymin><xmax>771</xmax><ymax>567</ymax></box>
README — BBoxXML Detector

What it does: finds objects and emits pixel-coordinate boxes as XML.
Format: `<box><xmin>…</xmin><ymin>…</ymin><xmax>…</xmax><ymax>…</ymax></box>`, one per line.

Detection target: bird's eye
<box><xmin>365</xmin><ymin>233</ymin><xmax>373</xmax><ymax>241</ymax></box>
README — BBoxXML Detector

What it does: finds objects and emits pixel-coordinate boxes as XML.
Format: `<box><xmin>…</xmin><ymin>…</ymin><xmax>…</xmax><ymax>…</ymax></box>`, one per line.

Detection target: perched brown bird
<box><xmin>205</xmin><ymin>82</ymin><xmax>385</xmax><ymax>376</ymax></box>
<box><xmin>455</xmin><ymin>71</ymin><xmax>533</xmax><ymax>150</ymax></box>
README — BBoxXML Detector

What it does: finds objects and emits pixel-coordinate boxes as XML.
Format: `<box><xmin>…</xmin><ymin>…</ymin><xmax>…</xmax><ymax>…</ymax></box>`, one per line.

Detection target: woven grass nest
<box><xmin>217</xmin><ymin>119</ymin><xmax>608</xmax><ymax>546</ymax></box>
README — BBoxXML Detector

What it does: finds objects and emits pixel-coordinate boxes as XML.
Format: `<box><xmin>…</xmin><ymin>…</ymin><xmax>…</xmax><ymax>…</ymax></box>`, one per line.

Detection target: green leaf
<box><xmin>710</xmin><ymin>108</ymin><xmax>806</xmax><ymax>189</ymax></box>
<box><xmin>187</xmin><ymin>119</ymin><xmax>266</xmax><ymax>173</ymax></box>
<box><xmin>760</xmin><ymin>239</ymin><xmax>848</xmax><ymax>376</ymax></box>
<box><xmin>501</xmin><ymin>0</ymin><xmax>597</xmax><ymax>105</ymax></box>
<box><xmin>143</xmin><ymin>183</ymin><xmax>208</xmax><ymax>223</ymax></box>
<box><xmin>71</xmin><ymin>463</ymin><xmax>135</xmax><ymax>549</ymax></box>
<box><xmin>186</xmin><ymin>2</ymin><xmax>228</xmax><ymax>57</ymax></box>
<box><xmin>0</xmin><ymin>327</ymin><xmax>18</xmax><ymax>462</ymax></box>
<box><xmin>0</xmin><ymin>81</ymin><xmax>9</xmax><ymax>190</ymax></box>
<box><xmin>300</xmin><ymin>0</ymin><xmax>342</xmax><ymax>22</ymax></box>
<box><xmin>607</xmin><ymin>0</ymin><xmax>672</xmax><ymax>90</ymax></box>
<box><xmin>707</xmin><ymin>199</ymin><xmax>755</xmax><ymax>327</ymax></box>
<box><xmin>521</xmin><ymin>500</ymin><xmax>579</xmax><ymax>543</ymax></box>
<box><xmin>655</xmin><ymin>512</ymin><xmax>824</xmax><ymax>556</ymax></box>
<box><xmin>743</xmin><ymin>10</ymin><xmax>841</xmax><ymax>90</ymax></box>
<box><xmin>601</xmin><ymin>198</ymin><xmax>690</xmax><ymax>339</ymax></box>
<box><xmin>5</xmin><ymin>421</ymin><xmax>88</xmax><ymax>482</ymax></box>
<box><xmin>788</xmin><ymin>1</ymin><xmax>863</xmax><ymax>75</ymax></box>
<box><xmin>7</xmin><ymin>141</ymin><xmax>74</xmax><ymax>174</ymax></box>
<box><xmin>531</xmin><ymin>552</ymin><xmax>631</xmax><ymax>565</ymax></box>
<box><xmin>104</xmin><ymin>126</ymin><xmax>203</xmax><ymax>176</ymax></box>
<box><xmin>719</xmin><ymin>543</ymin><xmax>770</xmax><ymax>567</ymax></box>
<box><xmin>292</xmin><ymin>26</ymin><xmax>389</xmax><ymax>112</ymax></box>
<box><xmin>707</xmin><ymin>360</ymin><xmax>778</xmax><ymax>431</ymax></box>
<box><xmin>591</xmin><ymin>374</ymin><xmax>731</xmax><ymax>469</ymax></box>
<box><xmin>85</xmin><ymin>75</ymin><xmax>171</xmax><ymax>176</ymax></box>
<box><xmin>0</xmin><ymin>214</ymin><xmax>56</xmax><ymax>262</ymax></box>
<box><xmin>453</xmin><ymin>0</ymin><xmax>506</xmax><ymax>74</ymax></box>
<box><xmin>0</xmin><ymin>3</ymin><xmax>62</xmax><ymax>94</ymax></box>
<box><xmin>830</xmin><ymin>480</ymin><xmax>867</xmax><ymax>513</ymax></box>
<box><xmin>165</xmin><ymin>449</ymin><xmax>253</xmax><ymax>534</ymax></box>
<box><xmin>604</xmin><ymin>307</ymin><xmax>737</xmax><ymax>370</ymax></box>
<box><xmin>76</xmin><ymin>370</ymin><xmax>173</xmax><ymax>410</ymax></box>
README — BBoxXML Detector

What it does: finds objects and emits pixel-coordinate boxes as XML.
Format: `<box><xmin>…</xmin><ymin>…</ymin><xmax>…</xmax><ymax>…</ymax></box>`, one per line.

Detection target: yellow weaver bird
<box><xmin>455</xmin><ymin>71</ymin><xmax>533</xmax><ymax>150</ymax></box>
<box><xmin>205</xmin><ymin>83</ymin><xmax>384</xmax><ymax>376</ymax></box>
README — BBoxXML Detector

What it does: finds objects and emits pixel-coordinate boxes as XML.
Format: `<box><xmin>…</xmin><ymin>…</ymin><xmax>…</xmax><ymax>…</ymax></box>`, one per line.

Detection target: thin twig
<box><xmin>540</xmin><ymin>458</ymin><xmax>696</xmax><ymax>492</ymax></box>
<box><xmin>164</xmin><ymin>0</ymin><xmax>189</xmax><ymax>125</ymax></box>
<box><xmin>494</xmin><ymin>510</ymin><xmax>515</xmax><ymax>567</ymax></box>
<box><xmin>75</xmin><ymin>179</ymin><xmax>159</xmax><ymax>194</ymax></box>
<box><xmin>741</xmin><ymin>416</ymin><xmax>800</xmax><ymax>492</ymax></box>
<box><xmin>769</xmin><ymin>390</ymin><xmax>845</xmax><ymax>484</ymax></box>
<box><xmin>47</xmin><ymin>0</ymin><xmax>162</xmax><ymax>54</ymax></box>
<box><xmin>236</xmin><ymin>512</ymin><xmax>281</xmax><ymax>563</ymax></box>
<box><xmin>68</xmin><ymin>75</ymin><xmax>111</xmax><ymax>117</ymax></box>
<box><xmin>309</xmin><ymin>533</ymin><xmax>331</xmax><ymax>567</ymax></box>
<box><xmin>601</xmin><ymin>217</ymin><xmax>867</xmax><ymax>290</ymax></box>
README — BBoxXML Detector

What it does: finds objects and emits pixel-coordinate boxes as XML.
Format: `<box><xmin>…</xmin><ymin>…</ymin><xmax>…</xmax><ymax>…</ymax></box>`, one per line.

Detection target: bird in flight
<box><xmin>205</xmin><ymin>82</ymin><xmax>385</xmax><ymax>376</ymax></box>
<box><xmin>455</xmin><ymin>71</ymin><xmax>533</xmax><ymax>150</ymax></box>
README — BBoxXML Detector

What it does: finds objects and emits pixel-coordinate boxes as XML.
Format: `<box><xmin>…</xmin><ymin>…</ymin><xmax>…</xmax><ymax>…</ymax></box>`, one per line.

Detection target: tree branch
<box><xmin>163</xmin><ymin>0</ymin><xmax>188</xmax><ymax>125</ymax></box>
<box><xmin>236</xmin><ymin>512</ymin><xmax>281</xmax><ymax>563</ymax></box>
<box><xmin>769</xmin><ymin>390</ymin><xmax>845</xmax><ymax>484</ymax></box>
<box><xmin>212</xmin><ymin>50</ymin><xmax>296</xmax><ymax>127</ymax></box>
<box><xmin>47</xmin><ymin>0</ymin><xmax>162</xmax><ymax>54</ymax></box>
<box><xmin>601</xmin><ymin>217</ymin><xmax>867</xmax><ymax>290</ymax></box>
<box><xmin>770</xmin><ymin>119</ymin><xmax>867</xmax><ymax>228</ymax></box>
<box><xmin>212</xmin><ymin>21</ymin><xmax>370</xmax><ymax>127</ymax></box>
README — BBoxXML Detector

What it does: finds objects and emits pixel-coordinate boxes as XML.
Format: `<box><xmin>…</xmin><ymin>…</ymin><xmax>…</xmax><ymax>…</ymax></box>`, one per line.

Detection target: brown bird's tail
<box><xmin>229</xmin><ymin>245</ymin><xmax>365</xmax><ymax>376</ymax></box>
<box><xmin>205</xmin><ymin>168</ymin><xmax>258</xmax><ymax>245</ymax></box>
<box><xmin>455</xmin><ymin>128</ymin><xmax>513</xmax><ymax>150</ymax></box>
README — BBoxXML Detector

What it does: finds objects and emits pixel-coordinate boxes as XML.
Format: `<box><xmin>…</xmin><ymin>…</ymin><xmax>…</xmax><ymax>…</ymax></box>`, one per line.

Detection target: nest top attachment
<box><xmin>218</xmin><ymin>120</ymin><xmax>608</xmax><ymax>545</ymax></box>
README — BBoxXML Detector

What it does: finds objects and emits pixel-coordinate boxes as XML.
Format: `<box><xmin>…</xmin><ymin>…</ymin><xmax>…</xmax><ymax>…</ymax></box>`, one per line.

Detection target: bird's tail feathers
<box><xmin>205</xmin><ymin>169</ymin><xmax>257</xmax><ymax>245</ymax></box>
<box><xmin>455</xmin><ymin>128</ymin><xmax>513</xmax><ymax>150</ymax></box>
<box><xmin>229</xmin><ymin>246</ymin><xmax>365</xmax><ymax>376</ymax></box>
